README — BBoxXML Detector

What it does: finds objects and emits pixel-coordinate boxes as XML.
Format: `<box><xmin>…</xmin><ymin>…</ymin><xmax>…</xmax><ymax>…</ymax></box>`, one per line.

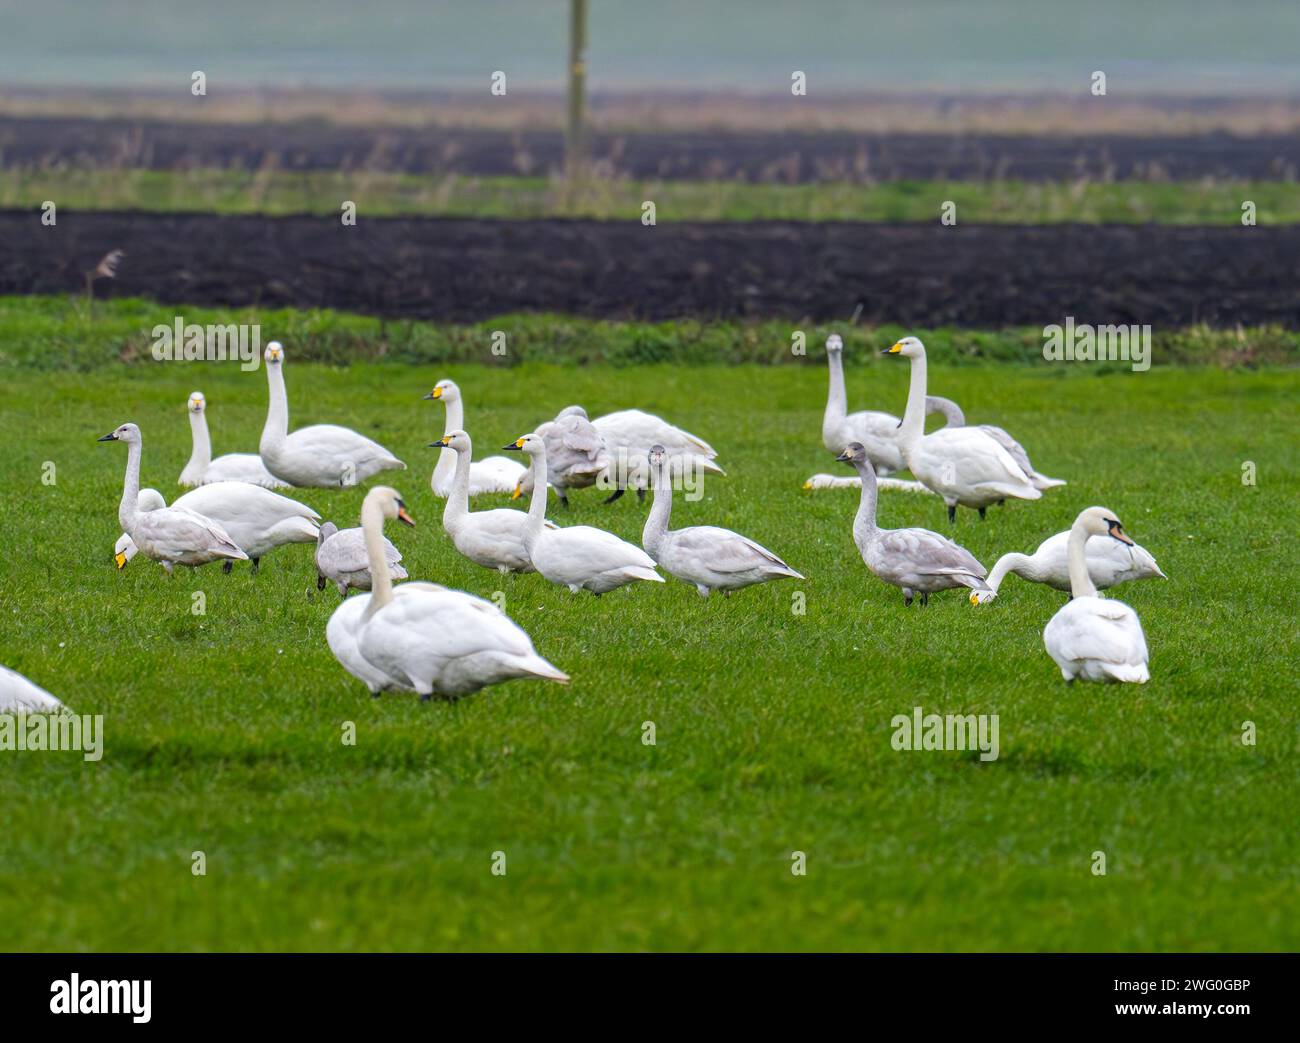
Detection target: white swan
<box><xmin>973</xmin><ymin>529</ymin><xmax>1166</xmax><ymax>603</ymax></box>
<box><xmin>99</xmin><ymin>423</ymin><xmax>247</xmax><ymax>574</ymax></box>
<box><xmin>424</xmin><ymin>379</ymin><xmax>525</xmax><ymax>497</ymax></box>
<box><xmin>924</xmin><ymin>395</ymin><xmax>1066</xmax><ymax>491</ymax></box>
<box><xmin>433</xmin><ymin>429</ymin><xmax>556</xmax><ymax>574</ymax></box>
<box><xmin>326</xmin><ymin>487</ymin><xmax>569</xmax><ymax>699</ymax></box>
<box><xmin>315</xmin><ymin>521</ymin><xmax>408</xmax><ymax>596</ymax></box>
<box><xmin>643</xmin><ymin>445</ymin><xmax>802</xmax><ymax>597</ymax></box>
<box><xmin>884</xmin><ymin>337</ymin><xmax>1041</xmax><ymax>522</ymax></box>
<box><xmin>806</xmin><ymin>393</ymin><xmax>959</xmax><ymax>493</ymax></box>
<box><xmin>260</xmin><ymin>342</ymin><xmax>405</xmax><ymax>488</ymax></box>
<box><xmin>836</xmin><ymin>442</ymin><xmax>990</xmax><ymax>606</ymax></box>
<box><xmin>1042</xmin><ymin>506</ymin><xmax>1150</xmax><ymax>683</ymax></box>
<box><xmin>591</xmin><ymin>408</ymin><xmax>723</xmax><ymax>503</ymax></box>
<box><xmin>114</xmin><ymin>482</ymin><xmax>319</xmax><ymax>572</ymax></box>
<box><xmin>515</xmin><ymin>405</ymin><xmax>610</xmax><ymax>506</ymax></box>
<box><xmin>179</xmin><ymin>391</ymin><xmax>289</xmax><ymax>489</ymax></box>
<box><xmin>0</xmin><ymin>664</ymin><xmax>66</xmax><ymax>713</ymax></box>
<box><xmin>504</xmin><ymin>433</ymin><xmax>665</xmax><ymax>594</ymax></box>
<box><xmin>822</xmin><ymin>333</ymin><xmax>905</xmax><ymax>474</ymax></box>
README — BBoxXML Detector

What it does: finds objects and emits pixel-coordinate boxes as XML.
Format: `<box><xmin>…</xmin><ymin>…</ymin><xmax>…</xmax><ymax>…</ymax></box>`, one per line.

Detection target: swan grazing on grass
<box><xmin>0</xmin><ymin>665</ymin><xmax>66</xmax><ymax>713</ymax></box>
<box><xmin>822</xmin><ymin>333</ymin><xmax>905</xmax><ymax>475</ymax></box>
<box><xmin>515</xmin><ymin>405</ymin><xmax>610</xmax><ymax>507</ymax></box>
<box><xmin>315</xmin><ymin>521</ymin><xmax>408</xmax><ymax>596</ymax></box>
<box><xmin>179</xmin><ymin>391</ymin><xmax>288</xmax><ymax>489</ymax></box>
<box><xmin>972</xmin><ymin>529</ymin><xmax>1166</xmax><ymax>603</ymax></box>
<box><xmin>326</xmin><ymin>487</ymin><xmax>568</xmax><ymax>699</ymax></box>
<box><xmin>592</xmin><ymin>408</ymin><xmax>723</xmax><ymax>503</ymax></box>
<box><xmin>434</xmin><ymin>430</ymin><xmax>557</xmax><ymax>573</ymax></box>
<box><xmin>837</xmin><ymin>442</ymin><xmax>990</xmax><ymax>606</ymax></box>
<box><xmin>114</xmin><ymin>483</ymin><xmax>320</xmax><ymax>573</ymax></box>
<box><xmin>1042</xmin><ymin>506</ymin><xmax>1150</xmax><ymax>683</ymax></box>
<box><xmin>643</xmin><ymin>445</ymin><xmax>802</xmax><ymax>597</ymax></box>
<box><xmin>100</xmin><ymin>423</ymin><xmax>247</xmax><ymax>575</ymax></box>
<box><xmin>260</xmin><ymin>342</ymin><xmax>405</xmax><ymax>488</ymax></box>
<box><xmin>884</xmin><ymin>337</ymin><xmax>1041</xmax><ymax>522</ymax></box>
<box><xmin>425</xmin><ymin>379</ymin><xmax>525</xmax><ymax>497</ymax></box>
<box><xmin>923</xmin><ymin>395</ymin><xmax>1066</xmax><ymax>491</ymax></box>
<box><xmin>504</xmin><ymin>433</ymin><xmax>664</xmax><ymax>594</ymax></box>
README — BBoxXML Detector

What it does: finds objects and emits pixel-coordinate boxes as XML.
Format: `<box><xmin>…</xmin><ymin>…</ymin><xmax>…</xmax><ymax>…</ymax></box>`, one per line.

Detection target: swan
<box><xmin>315</xmin><ymin>521</ymin><xmax>408</xmax><ymax>596</ymax></box>
<box><xmin>424</xmin><ymin>379</ymin><xmax>525</xmax><ymax>496</ymax></box>
<box><xmin>822</xmin><ymin>333</ymin><xmax>905</xmax><ymax>474</ymax></box>
<box><xmin>433</xmin><ymin>429</ymin><xmax>557</xmax><ymax>573</ymax></box>
<box><xmin>643</xmin><ymin>445</ymin><xmax>802</xmax><ymax>597</ymax></box>
<box><xmin>972</xmin><ymin>529</ymin><xmax>1166</xmax><ymax>603</ymax></box>
<box><xmin>836</xmin><ymin>442</ymin><xmax>990</xmax><ymax>606</ymax></box>
<box><xmin>0</xmin><ymin>664</ymin><xmax>66</xmax><ymax>713</ymax></box>
<box><xmin>591</xmin><ymin>408</ymin><xmax>723</xmax><ymax>503</ymax></box>
<box><xmin>884</xmin><ymin>337</ymin><xmax>1041</xmax><ymax>522</ymax></box>
<box><xmin>114</xmin><ymin>483</ymin><xmax>320</xmax><ymax>572</ymax></box>
<box><xmin>503</xmin><ymin>433</ymin><xmax>665</xmax><ymax>594</ymax></box>
<box><xmin>923</xmin><ymin>395</ymin><xmax>1066</xmax><ymax>491</ymax></box>
<box><xmin>805</xmin><ymin>394</ymin><xmax>960</xmax><ymax>493</ymax></box>
<box><xmin>514</xmin><ymin>405</ymin><xmax>610</xmax><ymax>507</ymax></box>
<box><xmin>326</xmin><ymin>487</ymin><xmax>569</xmax><ymax>699</ymax></box>
<box><xmin>260</xmin><ymin>342</ymin><xmax>405</xmax><ymax>488</ymax></box>
<box><xmin>99</xmin><ymin>423</ymin><xmax>247</xmax><ymax>574</ymax></box>
<box><xmin>1042</xmin><ymin>506</ymin><xmax>1150</xmax><ymax>683</ymax></box>
<box><xmin>179</xmin><ymin>391</ymin><xmax>289</xmax><ymax>489</ymax></box>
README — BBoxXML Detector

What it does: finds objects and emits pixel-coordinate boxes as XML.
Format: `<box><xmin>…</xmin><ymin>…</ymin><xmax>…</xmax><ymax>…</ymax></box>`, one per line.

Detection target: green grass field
<box><xmin>1</xmin><ymin>339</ymin><xmax>1296</xmax><ymax>950</ymax></box>
<box><xmin>5</xmin><ymin>169</ymin><xmax>1298</xmax><ymax>224</ymax></box>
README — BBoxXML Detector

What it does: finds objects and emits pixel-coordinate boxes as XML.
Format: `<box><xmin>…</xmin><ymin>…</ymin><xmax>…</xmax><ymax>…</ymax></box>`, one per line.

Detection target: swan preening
<box><xmin>973</xmin><ymin>529</ymin><xmax>1166</xmax><ymax>603</ymax></box>
<box><xmin>325</xmin><ymin>487</ymin><xmax>568</xmax><ymax>699</ymax></box>
<box><xmin>516</xmin><ymin>405</ymin><xmax>610</xmax><ymax>506</ymax></box>
<box><xmin>434</xmin><ymin>429</ymin><xmax>556</xmax><ymax>574</ymax></box>
<box><xmin>180</xmin><ymin>391</ymin><xmax>288</xmax><ymax>489</ymax></box>
<box><xmin>504</xmin><ymin>433</ymin><xmax>664</xmax><ymax>593</ymax></box>
<box><xmin>884</xmin><ymin>337</ymin><xmax>1042</xmax><ymax>522</ymax></box>
<box><xmin>425</xmin><ymin>379</ymin><xmax>525</xmax><ymax>497</ymax></box>
<box><xmin>0</xmin><ymin>664</ymin><xmax>66</xmax><ymax>713</ymax></box>
<box><xmin>923</xmin><ymin>395</ymin><xmax>1066</xmax><ymax>492</ymax></box>
<box><xmin>1042</xmin><ymin>507</ymin><xmax>1150</xmax><ymax>683</ymax></box>
<box><xmin>315</xmin><ymin>521</ymin><xmax>408</xmax><ymax>595</ymax></box>
<box><xmin>643</xmin><ymin>445</ymin><xmax>802</xmax><ymax>597</ymax></box>
<box><xmin>261</xmin><ymin>342</ymin><xmax>405</xmax><ymax>488</ymax></box>
<box><xmin>837</xmin><ymin>442</ymin><xmax>991</xmax><ymax>606</ymax></box>
<box><xmin>592</xmin><ymin>409</ymin><xmax>723</xmax><ymax>503</ymax></box>
<box><xmin>114</xmin><ymin>482</ymin><xmax>320</xmax><ymax>573</ymax></box>
<box><xmin>100</xmin><ymin>423</ymin><xmax>248</xmax><ymax>574</ymax></box>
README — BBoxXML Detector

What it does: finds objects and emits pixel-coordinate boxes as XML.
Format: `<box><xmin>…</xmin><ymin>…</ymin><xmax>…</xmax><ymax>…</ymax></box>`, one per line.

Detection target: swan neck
<box><xmin>986</xmin><ymin>552</ymin><xmax>1030</xmax><ymax>594</ymax></box>
<box><xmin>119</xmin><ymin>438</ymin><xmax>142</xmax><ymax>531</ymax></box>
<box><xmin>852</xmin><ymin>458</ymin><xmax>879</xmax><ymax>539</ymax></box>
<box><xmin>643</xmin><ymin>462</ymin><xmax>672</xmax><ymax>555</ymax></box>
<box><xmin>361</xmin><ymin>500</ymin><xmax>394</xmax><ymax>615</ymax></box>
<box><xmin>823</xmin><ymin>350</ymin><xmax>847</xmax><ymax>439</ymax></box>
<box><xmin>1067</xmin><ymin>525</ymin><xmax>1099</xmax><ymax>599</ymax></box>
<box><xmin>432</xmin><ymin>397</ymin><xmax>465</xmax><ymax>487</ymax></box>
<box><xmin>900</xmin><ymin>352</ymin><xmax>928</xmax><ymax>445</ymax></box>
<box><xmin>444</xmin><ymin>446</ymin><xmax>472</xmax><ymax>529</ymax></box>
<box><xmin>187</xmin><ymin>410</ymin><xmax>211</xmax><ymax>470</ymax></box>
<box><xmin>524</xmin><ymin>450</ymin><xmax>549</xmax><ymax>544</ymax></box>
<box><xmin>262</xmin><ymin>364</ymin><xmax>288</xmax><ymax>448</ymax></box>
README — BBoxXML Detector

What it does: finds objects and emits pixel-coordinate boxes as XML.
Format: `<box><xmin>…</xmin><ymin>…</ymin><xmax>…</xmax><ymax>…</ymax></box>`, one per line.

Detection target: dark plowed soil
<box><xmin>3</xmin><ymin>210</ymin><xmax>1297</xmax><ymax>327</ymax></box>
<box><xmin>4</xmin><ymin>116</ymin><xmax>1299</xmax><ymax>182</ymax></box>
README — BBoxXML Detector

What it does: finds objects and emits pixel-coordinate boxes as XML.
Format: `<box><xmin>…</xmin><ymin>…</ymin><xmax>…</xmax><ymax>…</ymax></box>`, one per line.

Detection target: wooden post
<box><xmin>565</xmin><ymin>0</ymin><xmax>588</xmax><ymax>182</ymax></box>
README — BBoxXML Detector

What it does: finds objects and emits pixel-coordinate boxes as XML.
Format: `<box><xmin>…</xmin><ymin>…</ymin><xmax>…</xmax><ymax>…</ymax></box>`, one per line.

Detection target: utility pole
<box><xmin>565</xmin><ymin>0</ymin><xmax>588</xmax><ymax>181</ymax></box>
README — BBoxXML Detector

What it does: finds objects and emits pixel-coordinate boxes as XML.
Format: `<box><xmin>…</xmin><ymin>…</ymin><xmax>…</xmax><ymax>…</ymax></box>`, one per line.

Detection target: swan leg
<box><xmin>603</xmin><ymin>488</ymin><xmax>625</xmax><ymax>504</ymax></box>
<box><xmin>222</xmin><ymin>560</ymin><xmax>234</xmax><ymax>575</ymax></box>
<box><xmin>556</xmin><ymin>489</ymin><xmax>570</xmax><ymax>508</ymax></box>
<box><xmin>336</xmin><ymin>581</ymin><xmax>349</xmax><ymax>597</ymax></box>
<box><xmin>978</xmin><ymin>507</ymin><xmax>987</xmax><ymax>521</ymax></box>
<box><xmin>903</xmin><ymin>588</ymin><xmax>914</xmax><ymax>607</ymax></box>
<box><xmin>637</xmin><ymin>488</ymin><xmax>646</xmax><ymax>502</ymax></box>
<box><xmin>946</xmin><ymin>504</ymin><xmax>956</xmax><ymax>524</ymax></box>
<box><xmin>162</xmin><ymin>561</ymin><xmax>174</xmax><ymax>576</ymax></box>
<box><xmin>250</xmin><ymin>557</ymin><xmax>261</xmax><ymax>574</ymax></box>
<box><xmin>696</xmin><ymin>585</ymin><xmax>711</xmax><ymax>598</ymax></box>
<box><xmin>920</xmin><ymin>592</ymin><xmax>930</xmax><ymax>607</ymax></box>
<box><xmin>316</xmin><ymin>574</ymin><xmax>327</xmax><ymax>591</ymax></box>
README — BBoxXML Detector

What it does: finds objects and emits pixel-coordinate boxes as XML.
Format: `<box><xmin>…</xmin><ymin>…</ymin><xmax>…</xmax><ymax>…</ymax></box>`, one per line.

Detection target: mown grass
<box><xmin>4</xmin><ymin>169</ymin><xmax>1298</xmax><ymax>223</ymax></box>
<box><xmin>3</xmin><ymin>295</ymin><xmax>1298</xmax><ymax>372</ymax></box>
<box><xmin>0</xmin><ymin>347</ymin><xmax>1296</xmax><ymax>951</ymax></box>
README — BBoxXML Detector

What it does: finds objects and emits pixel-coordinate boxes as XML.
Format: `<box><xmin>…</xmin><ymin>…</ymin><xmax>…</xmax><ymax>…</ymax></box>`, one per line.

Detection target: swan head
<box><xmin>317</xmin><ymin>521</ymin><xmax>338</xmax><ymax>545</ymax></box>
<box><xmin>113</xmin><ymin>533</ymin><xmax>137</xmax><ymax>569</ymax></box>
<box><xmin>423</xmin><ymin>379</ymin><xmax>459</xmax><ymax>403</ymax></box>
<box><xmin>187</xmin><ymin>391</ymin><xmax>207</xmax><ymax>413</ymax></box>
<box><xmin>429</xmin><ymin>428</ymin><xmax>471</xmax><ymax>454</ymax></box>
<box><xmin>363</xmin><ymin>487</ymin><xmax>415</xmax><ymax>527</ymax></box>
<box><xmin>970</xmin><ymin>589</ymin><xmax>997</xmax><ymax>606</ymax></box>
<box><xmin>834</xmin><ymin>441</ymin><xmax>868</xmax><ymax>465</ymax></box>
<box><xmin>97</xmin><ymin>422</ymin><xmax>141</xmax><ymax>445</ymax></box>
<box><xmin>264</xmin><ymin>341</ymin><xmax>284</xmax><ymax>365</ymax></box>
<box><xmin>1075</xmin><ymin>505</ymin><xmax>1135</xmax><ymax>546</ymax></box>
<box><xmin>825</xmin><ymin>333</ymin><xmax>844</xmax><ymax>354</ymax></box>
<box><xmin>883</xmin><ymin>336</ymin><xmax>925</xmax><ymax>359</ymax></box>
<box><xmin>502</xmin><ymin>432</ymin><xmax>545</xmax><ymax>457</ymax></box>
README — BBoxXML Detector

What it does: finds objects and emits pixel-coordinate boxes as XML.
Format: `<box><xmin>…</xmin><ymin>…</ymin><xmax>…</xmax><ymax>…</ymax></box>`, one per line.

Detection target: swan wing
<box><xmin>594</xmin><ymin>409</ymin><xmax>716</xmax><ymax>458</ymax></box>
<box><xmin>669</xmin><ymin>526</ymin><xmax>798</xmax><ymax>575</ymax></box>
<box><xmin>0</xmin><ymin>665</ymin><xmax>66</xmax><ymax>713</ymax></box>
<box><xmin>202</xmin><ymin>453</ymin><xmax>292</xmax><ymax>489</ymax></box>
<box><xmin>175</xmin><ymin>482</ymin><xmax>321</xmax><ymax>524</ymax></box>
<box><xmin>134</xmin><ymin>506</ymin><xmax>246</xmax><ymax>560</ymax></box>
<box><xmin>915</xmin><ymin>428</ymin><xmax>1037</xmax><ymax>495</ymax></box>
<box><xmin>467</xmin><ymin>456</ymin><xmax>527</xmax><ymax>495</ymax></box>
<box><xmin>878</xmin><ymin>527</ymin><xmax>988</xmax><ymax>580</ymax></box>
<box><xmin>1044</xmin><ymin>598</ymin><xmax>1149</xmax><ymax>676</ymax></box>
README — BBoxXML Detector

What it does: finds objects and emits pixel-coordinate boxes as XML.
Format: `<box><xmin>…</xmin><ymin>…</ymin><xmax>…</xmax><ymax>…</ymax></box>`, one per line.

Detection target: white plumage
<box><xmin>425</xmin><ymin>379</ymin><xmax>525</xmax><ymax>496</ymax></box>
<box><xmin>179</xmin><ymin>391</ymin><xmax>289</xmax><ymax>489</ymax></box>
<box><xmin>592</xmin><ymin>408</ymin><xmax>723</xmax><ymax>498</ymax></box>
<box><xmin>0</xmin><ymin>664</ymin><xmax>67</xmax><ymax>713</ymax></box>
<box><xmin>924</xmin><ymin>395</ymin><xmax>1066</xmax><ymax>491</ymax></box>
<box><xmin>821</xmin><ymin>334</ymin><xmax>904</xmax><ymax>474</ymax></box>
<box><xmin>974</xmin><ymin>529</ymin><xmax>1166</xmax><ymax>602</ymax></box>
<box><xmin>315</xmin><ymin>521</ymin><xmax>408</xmax><ymax>596</ymax></box>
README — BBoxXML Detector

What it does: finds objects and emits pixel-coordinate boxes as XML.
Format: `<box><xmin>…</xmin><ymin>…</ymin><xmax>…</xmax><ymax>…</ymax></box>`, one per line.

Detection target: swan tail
<box><xmin>626</xmin><ymin>567</ymin><xmax>665</xmax><ymax>583</ymax></box>
<box><xmin>514</xmin><ymin>654</ymin><xmax>570</xmax><ymax>685</ymax></box>
<box><xmin>1102</xmin><ymin>661</ymin><xmax>1150</xmax><ymax>684</ymax></box>
<box><xmin>1031</xmin><ymin>474</ymin><xmax>1067</xmax><ymax>490</ymax></box>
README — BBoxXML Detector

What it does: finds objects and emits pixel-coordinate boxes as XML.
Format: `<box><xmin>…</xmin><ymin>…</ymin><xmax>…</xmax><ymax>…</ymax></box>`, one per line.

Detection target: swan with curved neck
<box><xmin>424</xmin><ymin>379</ymin><xmax>525</xmax><ymax>497</ymax></box>
<box><xmin>260</xmin><ymin>342</ymin><xmax>405</xmax><ymax>488</ymax></box>
<box><xmin>883</xmin><ymin>336</ymin><xmax>1041</xmax><ymax>522</ymax></box>
<box><xmin>836</xmin><ymin>441</ymin><xmax>990</xmax><ymax>606</ymax></box>
<box><xmin>643</xmin><ymin>445</ymin><xmax>802</xmax><ymax>597</ymax></box>
<box><xmin>180</xmin><ymin>391</ymin><xmax>287</xmax><ymax>489</ymax></box>
<box><xmin>1041</xmin><ymin>506</ymin><xmax>1150</xmax><ymax>683</ymax></box>
<box><xmin>98</xmin><ymin>422</ymin><xmax>247</xmax><ymax>574</ymax></box>
<box><xmin>974</xmin><ymin>529</ymin><xmax>1166</xmax><ymax>602</ymax></box>
<box><xmin>502</xmin><ymin>433</ymin><xmax>663</xmax><ymax>594</ymax></box>
<box><xmin>821</xmin><ymin>333</ymin><xmax>906</xmax><ymax>475</ymax></box>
